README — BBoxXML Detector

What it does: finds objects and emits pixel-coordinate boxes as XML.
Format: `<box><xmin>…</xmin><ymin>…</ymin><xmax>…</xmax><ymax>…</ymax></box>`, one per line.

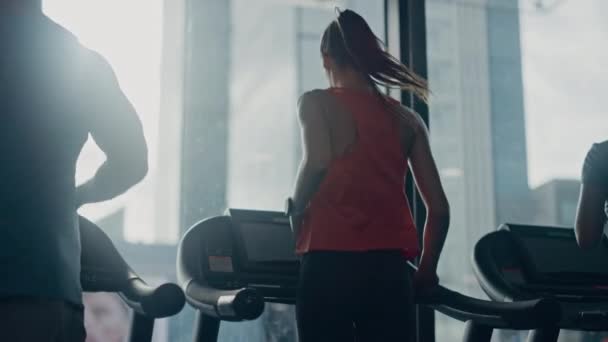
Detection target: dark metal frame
<box><xmin>129</xmin><ymin>314</ymin><xmax>156</xmax><ymax>342</ymax></box>
<box><xmin>385</xmin><ymin>1</ymin><xmax>435</xmax><ymax>341</ymax></box>
<box><xmin>80</xmin><ymin>217</ymin><xmax>186</xmax><ymax>342</ymax></box>
<box><xmin>179</xmin><ymin>212</ymin><xmax>563</xmax><ymax>342</ymax></box>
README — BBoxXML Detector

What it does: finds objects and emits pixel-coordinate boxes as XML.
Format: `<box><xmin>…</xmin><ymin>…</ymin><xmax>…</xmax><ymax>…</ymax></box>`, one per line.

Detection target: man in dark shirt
<box><xmin>0</xmin><ymin>1</ymin><xmax>148</xmax><ymax>340</ymax></box>
<box><xmin>575</xmin><ymin>140</ymin><xmax>608</xmax><ymax>249</ymax></box>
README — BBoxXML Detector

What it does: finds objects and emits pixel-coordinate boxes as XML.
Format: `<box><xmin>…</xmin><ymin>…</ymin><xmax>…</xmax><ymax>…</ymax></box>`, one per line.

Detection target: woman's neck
<box><xmin>330</xmin><ymin>68</ymin><xmax>373</xmax><ymax>93</ymax></box>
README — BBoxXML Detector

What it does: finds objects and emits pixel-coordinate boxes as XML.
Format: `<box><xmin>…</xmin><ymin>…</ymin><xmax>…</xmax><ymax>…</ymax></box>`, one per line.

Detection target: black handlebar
<box><xmin>177</xmin><ymin>215</ymin><xmax>562</xmax><ymax>332</ymax></box>
<box><xmin>120</xmin><ymin>277</ymin><xmax>186</xmax><ymax>318</ymax></box>
<box><xmin>184</xmin><ymin>281</ymin><xmax>265</xmax><ymax>321</ymax></box>
<box><xmin>419</xmin><ymin>285</ymin><xmax>560</xmax><ymax>328</ymax></box>
<box><xmin>80</xmin><ymin>216</ymin><xmax>185</xmax><ymax>318</ymax></box>
<box><xmin>407</xmin><ymin>262</ymin><xmax>560</xmax><ymax>329</ymax></box>
<box><xmin>81</xmin><ymin>268</ymin><xmax>128</xmax><ymax>292</ymax></box>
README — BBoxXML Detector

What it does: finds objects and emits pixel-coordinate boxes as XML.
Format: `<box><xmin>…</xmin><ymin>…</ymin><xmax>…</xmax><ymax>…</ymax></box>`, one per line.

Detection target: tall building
<box><xmin>425</xmin><ymin>0</ymin><xmax>530</xmax><ymax>339</ymax></box>
<box><xmin>530</xmin><ymin>179</ymin><xmax>580</xmax><ymax>227</ymax></box>
<box><xmin>486</xmin><ymin>0</ymin><xmax>531</xmax><ymax>225</ymax></box>
<box><xmin>220</xmin><ymin>2</ymin><xmax>384</xmax><ymax>341</ymax></box>
<box><xmin>225</xmin><ymin>0</ymin><xmax>384</xmax><ymax>211</ymax></box>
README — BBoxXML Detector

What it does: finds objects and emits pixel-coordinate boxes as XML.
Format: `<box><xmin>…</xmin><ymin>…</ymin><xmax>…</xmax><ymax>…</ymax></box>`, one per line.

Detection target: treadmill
<box><xmin>80</xmin><ymin>216</ymin><xmax>185</xmax><ymax>342</ymax></box>
<box><xmin>177</xmin><ymin>209</ymin><xmax>561</xmax><ymax>342</ymax></box>
<box><xmin>473</xmin><ymin>223</ymin><xmax>608</xmax><ymax>341</ymax></box>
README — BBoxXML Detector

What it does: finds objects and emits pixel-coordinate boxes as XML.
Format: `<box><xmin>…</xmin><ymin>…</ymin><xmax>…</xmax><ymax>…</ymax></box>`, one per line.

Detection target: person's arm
<box><xmin>290</xmin><ymin>91</ymin><xmax>332</xmax><ymax>237</ymax></box>
<box><xmin>575</xmin><ymin>184</ymin><xmax>607</xmax><ymax>249</ymax></box>
<box><xmin>76</xmin><ymin>52</ymin><xmax>148</xmax><ymax>207</ymax></box>
<box><xmin>408</xmin><ymin>119</ymin><xmax>450</xmax><ymax>289</ymax></box>
<box><xmin>575</xmin><ymin>142</ymin><xmax>608</xmax><ymax>249</ymax></box>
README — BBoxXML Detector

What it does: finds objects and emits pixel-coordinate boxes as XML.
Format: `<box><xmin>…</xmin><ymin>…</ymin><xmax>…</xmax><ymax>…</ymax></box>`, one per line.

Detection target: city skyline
<box><xmin>36</xmin><ymin>1</ymin><xmax>607</xmax><ymax>342</ymax></box>
<box><xmin>43</xmin><ymin>0</ymin><xmax>607</xmax><ymax>240</ymax></box>
<box><xmin>521</xmin><ymin>0</ymin><xmax>608</xmax><ymax>187</ymax></box>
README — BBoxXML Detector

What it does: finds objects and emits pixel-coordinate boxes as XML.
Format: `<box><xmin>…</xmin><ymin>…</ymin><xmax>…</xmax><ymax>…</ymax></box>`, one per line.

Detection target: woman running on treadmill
<box><xmin>576</xmin><ymin>140</ymin><xmax>608</xmax><ymax>249</ymax></box>
<box><xmin>287</xmin><ymin>9</ymin><xmax>450</xmax><ymax>342</ymax></box>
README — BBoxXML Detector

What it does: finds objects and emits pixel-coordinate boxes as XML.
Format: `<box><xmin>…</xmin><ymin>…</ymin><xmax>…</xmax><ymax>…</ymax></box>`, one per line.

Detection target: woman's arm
<box><xmin>408</xmin><ymin>120</ymin><xmax>450</xmax><ymax>289</ymax></box>
<box><xmin>290</xmin><ymin>91</ymin><xmax>332</xmax><ymax>236</ymax></box>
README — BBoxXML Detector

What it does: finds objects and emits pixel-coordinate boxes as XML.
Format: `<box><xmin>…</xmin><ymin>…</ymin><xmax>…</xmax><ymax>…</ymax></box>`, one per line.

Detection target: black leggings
<box><xmin>296</xmin><ymin>250</ymin><xmax>414</xmax><ymax>342</ymax></box>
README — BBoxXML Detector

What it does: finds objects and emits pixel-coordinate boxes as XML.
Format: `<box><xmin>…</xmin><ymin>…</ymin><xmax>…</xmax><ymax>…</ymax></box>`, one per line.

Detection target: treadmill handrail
<box><xmin>408</xmin><ymin>263</ymin><xmax>561</xmax><ymax>329</ymax></box>
<box><xmin>119</xmin><ymin>276</ymin><xmax>186</xmax><ymax>318</ymax></box>
<box><xmin>422</xmin><ymin>285</ymin><xmax>560</xmax><ymax>328</ymax></box>
<box><xmin>177</xmin><ymin>213</ymin><xmax>562</xmax><ymax>332</ymax></box>
<box><xmin>184</xmin><ymin>280</ymin><xmax>265</xmax><ymax>321</ymax></box>
<box><xmin>80</xmin><ymin>216</ymin><xmax>185</xmax><ymax>318</ymax></box>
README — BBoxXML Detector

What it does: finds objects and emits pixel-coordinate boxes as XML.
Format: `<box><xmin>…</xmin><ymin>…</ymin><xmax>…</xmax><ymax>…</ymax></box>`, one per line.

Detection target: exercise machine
<box><xmin>80</xmin><ymin>216</ymin><xmax>185</xmax><ymax>342</ymax></box>
<box><xmin>176</xmin><ymin>209</ymin><xmax>561</xmax><ymax>342</ymax></box>
<box><xmin>474</xmin><ymin>223</ymin><xmax>608</xmax><ymax>342</ymax></box>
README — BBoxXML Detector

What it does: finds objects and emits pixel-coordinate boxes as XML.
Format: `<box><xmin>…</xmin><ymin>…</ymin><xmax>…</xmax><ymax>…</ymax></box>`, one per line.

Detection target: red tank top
<box><xmin>296</xmin><ymin>88</ymin><xmax>419</xmax><ymax>259</ymax></box>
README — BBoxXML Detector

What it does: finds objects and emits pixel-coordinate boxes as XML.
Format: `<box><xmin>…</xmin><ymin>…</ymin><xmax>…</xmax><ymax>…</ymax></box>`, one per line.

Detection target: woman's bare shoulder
<box><xmin>386</xmin><ymin>99</ymin><xmax>427</xmax><ymax>135</ymax></box>
<box><xmin>298</xmin><ymin>89</ymin><xmax>329</xmax><ymax>106</ymax></box>
<box><xmin>297</xmin><ymin>89</ymin><xmax>331</xmax><ymax>122</ymax></box>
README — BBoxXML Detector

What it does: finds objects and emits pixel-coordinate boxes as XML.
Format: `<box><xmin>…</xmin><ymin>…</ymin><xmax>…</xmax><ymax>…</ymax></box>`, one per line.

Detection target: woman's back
<box><xmin>295</xmin><ymin>88</ymin><xmax>422</xmax><ymax>258</ymax></box>
<box><xmin>292</xmin><ymin>9</ymin><xmax>448</xmax><ymax>342</ymax></box>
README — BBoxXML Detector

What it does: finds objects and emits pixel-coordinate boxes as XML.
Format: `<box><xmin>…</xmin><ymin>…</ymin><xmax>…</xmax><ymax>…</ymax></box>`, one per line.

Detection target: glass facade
<box><xmin>37</xmin><ymin>0</ymin><xmax>608</xmax><ymax>341</ymax></box>
<box><xmin>426</xmin><ymin>1</ymin><xmax>608</xmax><ymax>341</ymax></box>
<box><xmin>226</xmin><ymin>0</ymin><xmax>384</xmax><ymax>211</ymax></box>
<box><xmin>43</xmin><ymin>1</ymin><xmax>179</xmax><ymax>341</ymax></box>
<box><xmin>43</xmin><ymin>0</ymin><xmax>182</xmax><ymax>245</ymax></box>
<box><xmin>44</xmin><ymin>0</ymin><xmax>383</xmax><ymax>341</ymax></box>
<box><xmin>222</xmin><ymin>1</ymin><xmax>384</xmax><ymax>340</ymax></box>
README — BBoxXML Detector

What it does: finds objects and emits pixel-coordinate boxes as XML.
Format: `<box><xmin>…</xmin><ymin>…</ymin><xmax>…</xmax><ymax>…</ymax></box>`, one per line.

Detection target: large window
<box><xmin>43</xmin><ymin>0</ymin><xmax>183</xmax><ymax>341</ymax></box>
<box><xmin>43</xmin><ymin>0</ymin><xmax>183</xmax><ymax>244</ymax></box>
<box><xmin>180</xmin><ymin>1</ymin><xmax>384</xmax><ymax>340</ymax></box>
<box><xmin>226</xmin><ymin>0</ymin><xmax>385</xmax><ymax>211</ymax></box>
<box><xmin>43</xmin><ymin>0</ymin><xmax>384</xmax><ymax>341</ymax></box>
<box><xmin>40</xmin><ymin>0</ymin><xmax>608</xmax><ymax>340</ymax></box>
<box><xmin>426</xmin><ymin>1</ymin><xmax>608</xmax><ymax>341</ymax></box>
<box><xmin>221</xmin><ymin>1</ymin><xmax>385</xmax><ymax>340</ymax></box>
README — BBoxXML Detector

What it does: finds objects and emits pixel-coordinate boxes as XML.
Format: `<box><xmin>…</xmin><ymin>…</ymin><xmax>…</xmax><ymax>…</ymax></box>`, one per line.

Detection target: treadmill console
<box><xmin>474</xmin><ymin>224</ymin><xmax>608</xmax><ymax>298</ymax></box>
<box><xmin>179</xmin><ymin>211</ymin><xmax>566</xmax><ymax>336</ymax></box>
<box><xmin>503</xmin><ymin>224</ymin><xmax>608</xmax><ymax>291</ymax></box>
<box><xmin>474</xmin><ymin>223</ymin><xmax>608</xmax><ymax>330</ymax></box>
<box><xmin>197</xmin><ymin>209</ymin><xmax>299</xmax><ymax>301</ymax></box>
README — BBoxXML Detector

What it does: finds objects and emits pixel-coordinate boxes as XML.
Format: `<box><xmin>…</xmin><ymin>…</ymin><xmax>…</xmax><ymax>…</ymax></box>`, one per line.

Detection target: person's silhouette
<box><xmin>576</xmin><ymin>140</ymin><xmax>608</xmax><ymax>249</ymax></box>
<box><xmin>0</xmin><ymin>1</ymin><xmax>148</xmax><ymax>340</ymax></box>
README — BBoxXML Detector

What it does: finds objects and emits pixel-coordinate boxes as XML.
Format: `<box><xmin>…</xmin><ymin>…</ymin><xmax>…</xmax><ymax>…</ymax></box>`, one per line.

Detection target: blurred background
<box><xmin>41</xmin><ymin>0</ymin><xmax>607</xmax><ymax>341</ymax></box>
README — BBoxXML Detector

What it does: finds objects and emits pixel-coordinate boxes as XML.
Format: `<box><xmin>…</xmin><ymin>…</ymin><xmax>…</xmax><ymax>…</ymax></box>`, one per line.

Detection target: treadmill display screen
<box><xmin>520</xmin><ymin>235</ymin><xmax>608</xmax><ymax>277</ymax></box>
<box><xmin>238</xmin><ymin>222</ymin><xmax>299</xmax><ymax>263</ymax></box>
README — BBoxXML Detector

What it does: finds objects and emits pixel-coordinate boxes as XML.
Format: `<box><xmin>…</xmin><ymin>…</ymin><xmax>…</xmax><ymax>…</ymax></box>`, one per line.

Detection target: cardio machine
<box><xmin>474</xmin><ymin>223</ymin><xmax>608</xmax><ymax>342</ymax></box>
<box><xmin>80</xmin><ymin>216</ymin><xmax>185</xmax><ymax>342</ymax></box>
<box><xmin>176</xmin><ymin>209</ymin><xmax>561</xmax><ymax>342</ymax></box>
